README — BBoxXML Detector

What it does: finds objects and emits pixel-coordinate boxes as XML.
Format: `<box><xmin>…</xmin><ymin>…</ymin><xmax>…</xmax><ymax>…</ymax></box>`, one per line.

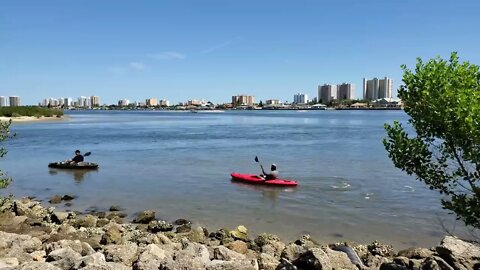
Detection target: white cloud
<box><xmin>107</xmin><ymin>66</ymin><xmax>127</xmax><ymax>74</ymax></box>
<box><xmin>130</xmin><ymin>62</ymin><xmax>146</xmax><ymax>70</ymax></box>
<box><xmin>150</xmin><ymin>51</ymin><xmax>186</xmax><ymax>60</ymax></box>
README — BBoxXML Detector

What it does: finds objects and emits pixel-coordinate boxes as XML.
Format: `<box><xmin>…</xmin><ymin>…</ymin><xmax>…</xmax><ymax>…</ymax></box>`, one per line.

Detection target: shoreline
<box><xmin>0</xmin><ymin>197</ymin><xmax>478</xmax><ymax>269</ymax></box>
<box><xmin>0</xmin><ymin>115</ymin><xmax>68</xmax><ymax>123</ymax></box>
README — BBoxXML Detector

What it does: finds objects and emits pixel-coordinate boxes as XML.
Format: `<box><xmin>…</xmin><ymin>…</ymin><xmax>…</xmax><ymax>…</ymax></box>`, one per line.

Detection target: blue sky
<box><xmin>1</xmin><ymin>0</ymin><xmax>479</xmax><ymax>105</ymax></box>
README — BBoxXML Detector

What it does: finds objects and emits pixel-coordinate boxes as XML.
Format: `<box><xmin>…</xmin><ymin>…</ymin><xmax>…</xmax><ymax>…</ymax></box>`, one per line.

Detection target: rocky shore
<box><xmin>0</xmin><ymin>197</ymin><xmax>479</xmax><ymax>270</ymax></box>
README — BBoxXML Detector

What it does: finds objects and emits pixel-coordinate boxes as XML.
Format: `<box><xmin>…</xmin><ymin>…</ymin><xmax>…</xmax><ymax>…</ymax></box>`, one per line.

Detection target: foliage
<box><xmin>0</xmin><ymin>106</ymin><xmax>63</xmax><ymax>117</ymax></box>
<box><xmin>0</xmin><ymin>120</ymin><xmax>14</xmax><ymax>207</ymax></box>
<box><xmin>384</xmin><ymin>52</ymin><xmax>480</xmax><ymax>227</ymax></box>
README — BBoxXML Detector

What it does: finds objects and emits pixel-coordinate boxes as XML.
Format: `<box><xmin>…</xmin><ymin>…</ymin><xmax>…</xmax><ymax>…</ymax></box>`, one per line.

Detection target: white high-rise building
<box><xmin>90</xmin><ymin>96</ymin><xmax>100</xmax><ymax>107</ymax></box>
<box><xmin>64</xmin><ymin>98</ymin><xmax>72</xmax><ymax>107</ymax></box>
<box><xmin>0</xmin><ymin>96</ymin><xmax>7</xmax><ymax>107</ymax></box>
<box><xmin>118</xmin><ymin>99</ymin><xmax>130</xmax><ymax>107</ymax></box>
<box><xmin>318</xmin><ymin>84</ymin><xmax>337</xmax><ymax>103</ymax></box>
<box><xmin>78</xmin><ymin>96</ymin><xmax>91</xmax><ymax>107</ymax></box>
<box><xmin>363</xmin><ymin>77</ymin><xmax>393</xmax><ymax>100</ymax></box>
<box><xmin>9</xmin><ymin>96</ymin><xmax>20</xmax><ymax>107</ymax></box>
<box><xmin>337</xmin><ymin>83</ymin><xmax>355</xmax><ymax>100</ymax></box>
<box><xmin>159</xmin><ymin>99</ymin><xmax>170</xmax><ymax>107</ymax></box>
<box><xmin>293</xmin><ymin>93</ymin><xmax>308</xmax><ymax>104</ymax></box>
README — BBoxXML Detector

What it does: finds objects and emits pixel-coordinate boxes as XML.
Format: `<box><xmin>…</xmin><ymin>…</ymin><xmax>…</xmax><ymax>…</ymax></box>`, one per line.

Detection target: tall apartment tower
<box><xmin>232</xmin><ymin>95</ymin><xmax>255</xmax><ymax>106</ymax></box>
<box><xmin>9</xmin><ymin>96</ymin><xmax>20</xmax><ymax>107</ymax></box>
<box><xmin>363</xmin><ymin>77</ymin><xmax>393</xmax><ymax>100</ymax></box>
<box><xmin>293</xmin><ymin>93</ymin><xmax>308</xmax><ymax>104</ymax></box>
<box><xmin>90</xmin><ymin>96</ymin><xmax>100</xmax><ymax>107</ymax></box>
<box><xmin>318</xmin><ymin>84</ymin><xmax>337</xmax><ymax>103</ymax></box>
<box><xmin>337</xmin><ymin>83</ymin><xmax>355</xmax><ymax>100</ymax></box>
<box><xmin>0</xmin><ymin>96</ymin><xmax>6</xmax><ymax>107</ymax></box>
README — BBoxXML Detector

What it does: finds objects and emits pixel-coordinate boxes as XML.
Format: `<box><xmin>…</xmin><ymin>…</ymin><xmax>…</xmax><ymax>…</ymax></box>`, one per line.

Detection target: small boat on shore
<box><xmin>231</xmin><ymin>173</ymin><xmax>298</xmax><ymax>187</ymax></box>
<box><xmin>48</xmin><ymin>162</ymin><xmax>99</xmax><ymax>170</ymax></box>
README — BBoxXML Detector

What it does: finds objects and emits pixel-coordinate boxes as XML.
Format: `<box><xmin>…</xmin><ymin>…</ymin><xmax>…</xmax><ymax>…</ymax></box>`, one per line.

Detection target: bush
<box><xmin>0</xmin><ymin>106</ymin><xmax>64</xmax><ymax>118</ymax></box>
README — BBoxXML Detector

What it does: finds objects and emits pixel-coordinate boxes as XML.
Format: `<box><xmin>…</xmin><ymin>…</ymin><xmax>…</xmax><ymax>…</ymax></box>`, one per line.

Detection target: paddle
<box><xmin>254</xmin><ymin>156</ymin><xmax>267</xmax><ymax>177</ymax></box>
<box><xmin>84</xmin><ymin>152</ymin><xmax>91</xmax><ymax>157</ymax></box>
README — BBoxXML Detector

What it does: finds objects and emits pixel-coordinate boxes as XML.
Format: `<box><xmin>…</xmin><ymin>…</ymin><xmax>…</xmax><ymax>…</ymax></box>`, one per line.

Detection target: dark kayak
<box><xmin>48</xmin><ymin>162</ymin><xmax>99</xmax><ymax>170</ymax></box>
<box><xmin>231</xmin><ymin>173</ymin><xmax>298</xmax><ymax>187</ymax></box>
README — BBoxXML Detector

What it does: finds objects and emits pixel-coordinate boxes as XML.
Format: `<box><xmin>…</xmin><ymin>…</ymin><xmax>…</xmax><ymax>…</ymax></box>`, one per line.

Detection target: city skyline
<box><xmin>1</xmin><ymin>0</ymin><xmax>479</xmax><ymax>105</ymax></box>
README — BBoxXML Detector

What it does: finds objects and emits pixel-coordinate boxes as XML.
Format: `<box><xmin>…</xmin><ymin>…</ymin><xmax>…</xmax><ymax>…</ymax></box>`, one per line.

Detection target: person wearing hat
<box><xmin>264</xmin><ymin>163</ymin><xmax>278</xmax><ymax>180</ymax></box>
<box><xmin>69</xmin><ymin>150</ymin><xmax>84</xmax><ymax>164</ymax></box>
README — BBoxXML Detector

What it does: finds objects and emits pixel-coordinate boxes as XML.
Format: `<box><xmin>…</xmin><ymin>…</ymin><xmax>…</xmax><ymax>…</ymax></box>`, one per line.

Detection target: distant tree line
<box><xmin>0</xmin><ymin>106</ymin><xmax>64</xmax><ymax>118</ymax></box>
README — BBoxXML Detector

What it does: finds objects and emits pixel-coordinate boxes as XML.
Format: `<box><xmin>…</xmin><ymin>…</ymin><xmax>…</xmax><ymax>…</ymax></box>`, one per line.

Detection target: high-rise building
<box><xmin>64</xmin><ymin>98</ymin><xmax>72</xmax><ymax>107</ymax></box>
<box><xmin>0</xmin><ymin>96</ymin><xmax>6</xmax><ymax>107</ymax></box>
<box><xmin>159</xmin><ymin>99</ymin><xmax>170</xmax><ymax>107</ymax></box>
<box><xmin>318</xmin><ymin>84</ymin><xmax>337</xmax><ymax>103</ymax></box>
<box><xmin>363</xmin><ymin>77</ymin><xmax>393</xmax><ymax>100</ymax></box>
<box><xmin>90</xmin><ymin>96</ymin><xmax>100</xmax><ymax>107</ymax></box>
<box><xmin>77</xmin><ymin>96</ymin><xmax>91</xmax><ymax>107</ymax></box>
<box><xmin>265</xmin><ymin>99</ymin><xmax>281</xmax><ymax>105</ymax></box>
<box><xmin>146</xmin><ymin>98</ymin><xmax>158</xmax><ymax>106</ymax></box>
<box><xmin>232</xmin><ymin>95</ymin><xmax>255</xmax><ymax>106</ymax></box>
<box><xmin>118</xmin><ymin>99</ymin><xmax>130</xmax><ymax>107</ymax></box>
<box><xmin>293</xmin><ymin>93</ymin><xmax>309</xmax><ymax>104</ymax></box>
<box><xmin>9</xmin><ymin>96</ymin><xmax>20</xmax><ymax>107</ymax></box>
<box><xmin>337</xmin><ymin>83</ymin><xmax>356</xmax><ymax>100</ymax></box>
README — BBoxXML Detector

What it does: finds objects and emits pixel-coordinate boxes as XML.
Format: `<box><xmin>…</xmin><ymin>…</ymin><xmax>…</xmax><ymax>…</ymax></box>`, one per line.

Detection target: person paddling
<box><xmin>263</xmin><ymin>164</ymin><xmax>279</xmax><ymax>180</ymax></box>
<box><xmin>70</xmin><ymin>150</ymin><xmax>84</xmax><ymax>164</ymax></box>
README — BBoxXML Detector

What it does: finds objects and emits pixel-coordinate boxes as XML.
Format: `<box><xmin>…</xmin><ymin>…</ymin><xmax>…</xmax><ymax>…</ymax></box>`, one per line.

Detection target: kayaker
<box><xmin>70</xmin><ymin>150</ymin><xmax>84</xmax><ymax>164</ymax></box>
<box><xmin>261</xmin><ymin>164</ymin><xmax>278</xmax><ymax>180</ymax></box>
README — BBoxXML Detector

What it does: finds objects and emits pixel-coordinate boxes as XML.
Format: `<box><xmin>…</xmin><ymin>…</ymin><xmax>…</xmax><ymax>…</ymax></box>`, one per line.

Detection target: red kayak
<box><xmin>231</xmin><ymin>173</ymin><xmax>298</xmax><ymax>187</ymax></box>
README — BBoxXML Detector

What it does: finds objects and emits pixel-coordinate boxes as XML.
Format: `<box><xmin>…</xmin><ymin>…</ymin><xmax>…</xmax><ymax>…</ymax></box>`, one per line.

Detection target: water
<box><xmin>0</xmin><ymin>110</ymin><xmax>473</xmax><ymax>249</ymax></box>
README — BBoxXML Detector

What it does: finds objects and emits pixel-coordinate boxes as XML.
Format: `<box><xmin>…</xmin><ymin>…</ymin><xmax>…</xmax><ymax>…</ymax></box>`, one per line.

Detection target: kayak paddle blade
<box><xmin>254</xmin><ymin>156</ymin><xmax>259</xmax><ymax>163</ymax></box>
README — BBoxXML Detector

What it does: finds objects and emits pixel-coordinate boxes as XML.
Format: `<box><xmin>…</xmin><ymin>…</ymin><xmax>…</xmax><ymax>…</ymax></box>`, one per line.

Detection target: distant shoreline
<box><xmin>0</xmin><ymin>115</ymin><xmax>68</xmax><ymax>123</ymax></box>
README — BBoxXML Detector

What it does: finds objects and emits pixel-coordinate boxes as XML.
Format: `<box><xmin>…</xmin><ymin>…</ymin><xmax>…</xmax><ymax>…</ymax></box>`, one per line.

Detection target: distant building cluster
<box><xmin>293</xmin><ymin>93</ymin><xmax>309</xmax><ymax>104</ymax></box>
<box><xmin>39</xmin><ymin>96</ymin><xmax>100</xmax><ymax>108</ymax></box>
<box><xmin>0</xmin><ymin>96</ymin><xmax>21</xmax><ymax>107</ymax></box>
<box><xmin>363</xmin><ymin>77</ymin><xmax>393</xmax><ymax>100</ymax></box>
<box><xmin>318</xmin><ymin>83</ymin><xmax>356</xmax><ymax>103</ymax></box>
<box><xmin>232</xmin><ymin>95</ymin><xmax>255</xmax><ymax>106</ymax></box>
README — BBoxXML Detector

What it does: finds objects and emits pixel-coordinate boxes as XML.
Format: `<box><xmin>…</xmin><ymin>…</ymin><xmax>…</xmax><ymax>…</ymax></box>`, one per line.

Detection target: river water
<box><xmin>0</xmin><ymin>110</ymin><xmax>473</xmax><ymax>248</ymax></box>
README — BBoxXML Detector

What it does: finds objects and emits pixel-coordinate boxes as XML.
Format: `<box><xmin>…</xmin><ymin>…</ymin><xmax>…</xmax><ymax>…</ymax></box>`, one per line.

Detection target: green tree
<box><xmin>384</xmin><ymin>52</ymin><xmax>480</xmax><ymax>228</ymax></box>
<box><xmin>0</xmin><ymin>121</ymin><xmax>13</xmax><ymax>207</ymax></box>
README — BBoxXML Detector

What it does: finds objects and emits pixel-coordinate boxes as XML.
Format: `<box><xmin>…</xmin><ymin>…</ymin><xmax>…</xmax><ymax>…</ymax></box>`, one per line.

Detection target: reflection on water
<box><xmin>48</xmin><ymin>169</ymin><xmax>97</xmax><ymax>183</ymax></box>
<box><xmin>230</xmin><ymin>181</ymin><xmax>297</xmax><ymax>202</ymax></box>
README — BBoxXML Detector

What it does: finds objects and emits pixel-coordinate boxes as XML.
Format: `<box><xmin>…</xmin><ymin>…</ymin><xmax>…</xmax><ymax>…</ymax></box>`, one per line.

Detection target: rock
<box><xmin>164</xmin><ymin>242</ymin><xmax>210</xmax><ymax>270</ymax></box>
<box><xmin>46</xmin><ymin>247</ymin><xmax>82</xmax><ymax>270</ymax></box>
<box><xmin>0</xmin><ymin>257</ymin><xmax>19</xmax><ymax>268</ymax></box>
<box><xmin>45</xmin><ymin>240</ymin><xmax>83</xmax><ymax>255</ymax></box>
<box><xmin>14</xmin><ymin>261</ymin><xmax>62</xmax><ymax>270</ymax></box>
<box><xmin>393</xmin><ymin>256</ymin><xmax>410</xmax><ymax>267</ymax></box>
<box><xmin>105</xmin><ymin>212</ymin><xmax>127</xmax><ymax>220</ymax></box>
<box><xmin>365</xmin><ymin>254</ymin><xmax>393</xmax><ymax>268</ymax></box>
<box><xmin>188</xmin><ymin>226</ymin><xmax>206</xmax><ymax>243</ymax></box>
<box><xmin>76</xmin><ymin>252</ymin><xmax>106</xmax><ymax>268</ymax></box>
<box><xmin>254</xmin><ymin>233</ymin><xmax>280</xmax><ymax>247</ymax></box>
<box><xmin>96</xmin><ymin>218</ymin><xmax>110</xmax><ymax>228</ymax></box>
<box><xmin>435</xmin><ymin>236</ymin><xmax>480</xmax><ymax>270</ymax></box>
<box><xmin>49</xmin><ymin>196</ymin><xmax>63</xmax><ymax>204</ymax></box>
<box><xmin>29</xmin><ymin>250</ymin><xmax>46</xmax><ymax>262</ymax></box>
<box><xmin>109</xmin><ymin>205</ymin><xmax>122</xmax><ymax>212</ymax></box>
<box><xmin>74</xmin><ymin>215</ymin><xmax>98</xmax><ymax>228</ymax></box>
<box><xmin>81</xmin><ymin>242</ymin><xmax>96</xmax><ymax>256</ymax></box>
<box><xmin>281</xmin><ymin>243</ymin><xmax>306</xmax><ymax>262</ymax></box>
<box><xmin>104</xmin><ymin>243</ymin><xmax>138</xmax><ymax>266</ymax></box>
<box><xmin>133</xmin><ymin>244</ymin><xmax>168</xmax><ymax>270</ymax></box>
<box><xmin>133</xmin><ymin>210</ymin><xmax>155</xmax><ymax>224</ymax></box>
<box><xmin>206</xmin><ymin>260</ymin><xmax>258</xmax><ymax>270</ymax></box>
<box><xmin>421</xmin><ymin>256</ymin><xmax>455</xmax><ymax>270</ymax></box>
<box><xmin>379</xmin><ymin>262</ymin><xmax>410</xmax><ymax>270</ymax></box>
<box><xmin>176</xmin><ymin>224</ymin><xmax>192</xmax><ymax>233</ymax></box>
<box><xmin>277</xmin><ymin>258</ymin><xmax>297</xmax><ymax>270</ymax></box>
<box><xmin>262</xmin><ymin>241</ymin><xmax>286</xmax><ymax>258</ymax></box>
<box><xmin>214</xmin><ymin>246</ymin><xmax>246</xmax><ymax>261</ymax></box>
<box><xmin>258</xmin><ymin>253</ymin><xmax>280</xmax><ymax>270</ymax></box>
<box><xmin>230</xmin><ymin>225</ymin><xmax>248</xmax><ymax>241</ymax></box>
<box><xmin>61</xmin><ymin>195</ymin><xmax>75</xmax><ymax>201</ymax></box>
<box><xmin>81</xmin><ymin>262</ymin><xmax>130</xmax><ymax>270</ymax></box>
<box><xmin>397</xmin><ymin>247</ymin><xmax>434</xmax><ymax>259</ymax></box>
<box><xmin>212</xmin><ymin>228</ymin><xmax>230</xmax><ymax>241</ymax></box>
<box><xmin>294</xmin><ymin>247</ymin><xmax>357</xmax><ymax>270</ymax></box>
<box><xmin>174</xmin><ymin>218</ymin><xmax>191</xmax><ymax>225</ymax></box>
<box><xmin>0</xmin><ymin>231</ymin><xmax>42</xmax><ymax>255</ymax></box>
<box><xmin>294</xmin><ymin>235</ymin><xmax>318</xmax><ymax>249</ymax></box>
<box><xmin>368</xmin><ymin>240</ymin><xmax>395</xmax><ymax>257</ymax></box>
<box><xmin>147</xmin><ymin>220</ymin><xmax>173</xmax><ymax>233</ymax></box>
<box><xmin>227</xmin><ymin>240</ymin><xmax>248</xmax><ymax>255</ymax></box>
<box><xmin>100</xmin><ymin>223</ymin><xmax>124</xmax><ymax>245</ymax></box>
<box><xmin>50</xmin><ymin>212</ymin><xmax>73</xmax><ymax>225</ymax></box>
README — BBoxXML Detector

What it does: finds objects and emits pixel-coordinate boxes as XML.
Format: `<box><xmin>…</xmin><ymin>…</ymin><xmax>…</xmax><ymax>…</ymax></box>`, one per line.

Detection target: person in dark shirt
<box><xmin>264</xmin><ymin>164</ymin><xmax>279</xmax><ymax>180</ymax></box>
<box><xmin>70</xmin><ymin>150</ymin><xmax>84</xmax><ymax>164</ymax></box>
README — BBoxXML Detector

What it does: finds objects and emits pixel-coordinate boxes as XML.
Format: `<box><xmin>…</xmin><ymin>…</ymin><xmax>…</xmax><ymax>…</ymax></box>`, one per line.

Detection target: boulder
<box><xmin>14</xmin><ymin>261</ymin><xmax>62</xmax><ymax>270</ymax></box>
<box><xmin>188</xmin><ymin>226</ymin><xmax>206</xmax><ymax>243</ymax></box>
<box><xmin>45</xmin><ymin>240</ymin><xmax>83</xmax><ymax>255</ymax></box>
<box><xmin>0</xmin><ymin>257</ymin><xmax>19</xmax><ymax>268</ymax></box>
<box><xmin>230</xmin><ymin>225</ymin><xmax>248</xmax><ymax>241</ymax></box>
<box><xmin>49</xmin><ymin>196</ymin><xmax>63</xmax><ymax>204</ymax></box>
<box><xmin>29</xmin><ymin>250</ymin><xmax>46</xmax><ymax>262</ymax></box>
<box><xmin>227</xmin><ymin>240</ymin><xmax>248</xmax><ymax>255</ymax></box>
<box><xmin>133</xmin><ymin>244</ymin><xmax>168</xmax><ymax>270</ymax></box>
<box><xmin>421</xmin><ymin>256</ymin><xmax>455</xmax><ymax>270</ymax></box>
<box><xmin>61</xmin><ymin>195</ymin><xmax>75</xmax><ymax>201</ymax></box>
<box><xmin>254</xmin><ymin>233</ymin><xmax>280</xmax><ymax>247</ymax></box>
<box><xmin>379</xmin><ymin>262</ymin><xmax>410</xmax><ymax>270</ymax></box>
<box><xmin>258</xmin><ymin>253</ymin><xmax>280</xmax><ymax>270</ymax></box>
<box><xmin>214</xmin><ymin>246</ymin><xmax>246</xmax><ymax>261</ymax></box>
<box><xmin>100</xmin><ymin>223</ymin><xmax>124</xmax><ymax>245</ymax></box>
<box><xmin>50</xmin><ymin>212</ymin><xmax>72</xmax><ymax>225</ymax></box>
<box><xmin>281</xmin><ymin>243</ymin><xmax>306</xmax><ymax>262</ymax></box>
<box><xmin>76</xmin><ymin>252</ymin><xmax>106</xmax><ymax>268</ymax></box>
<box><xmin>133</xmin><ymin>211</ymin><xmax>156</xmax><ymax>224</ymax></box>
<box><xmin>277</xmin><ymin>258</ymin><xmax>298</xmax><ymax>270</ymax></box>
<box><xmin>46</xmin><ymin>247</ymin><xmax>82</xmax><ymax>270</ymax></box>
<box><xmin>74</xmin><ymin>215</ymin><xmax>97</xmax><ymax>228</ymax></box>
<box><xmin>109</xmin><ymin>205</ymin><xmax>122</xmax><ymax>212</ymax></box>
<box><xmin>0</xmin><ymin>231</ymin><xmax>42</xmax><ymax>262</ymax></box>
<box><xmin>294</xmin><ymin>235</ymin><xmax>318</xmax><ymax>249</ymax></box>
<box><xmin>293</xmin><ymin>247</ymin><xmax>357</xmax><ymax>270</ymax></box>
<box><xmin>166</xmin><ymin>242</ymin><xmax>210</xmax><ymax>269</ymax></box>
<box><xmin>397</xmin><ymin>247</ymin><xmax>434</xmax><ymax>259</ymax></box>
<box><xmin>262</xmin><ymin>241</ymin><xmax>286</xmax><ymax>258</ymax></box>
<box><xmin>206</xmin><ymin>259</ymin><xmax>258</xmax><ymax>270</ymax></box>
<box><xmin>435</xmin><ymin>236</ymin><xmax>480</xmax><ymax>270</ymax></box>
<box><xmin>174</xmin><ymin>218</ymin><xmax>191</xmax><ymax>225</ymax></box>
<box><xmin>103</xmin><ymin>243</ymin><xmax>138</xmax><ymax>266</ymax></box>
<box><xmin>80</xmin><ymin>262</ymin><xmax>131</xmax><ymax>270</ymax></box>
<box><xmin>212</xmin><ymin>228</ymin><xmax>230</xmax><ymax>241</ymax></box>
<box><xmin>176</xmin><ymin>224</ymin><xmax>192</xmax><ymax>233</ymax></box>
<box><xmin>147</xmin><ymin>220</ymin><xmax>173</xmax><ymax>233</ymax></box>
<box><xmin>368</xmin><ymin>240</ymin><xmax>394</xmax><ymax>257</ymax></box>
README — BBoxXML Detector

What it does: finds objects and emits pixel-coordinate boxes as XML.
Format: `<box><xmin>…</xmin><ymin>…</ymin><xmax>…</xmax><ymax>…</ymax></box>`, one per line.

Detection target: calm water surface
<box><xmin>1</xmin><ymin>110</ymin><xmax>473</xmax><ymax>248</ymax></box>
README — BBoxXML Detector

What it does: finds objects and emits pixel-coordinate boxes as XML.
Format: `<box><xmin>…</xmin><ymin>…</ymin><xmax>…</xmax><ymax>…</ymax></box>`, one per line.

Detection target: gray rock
<box><xmin>100</xmin><ymin>223</ymin><xmax>124</xmax><ymax>245</ymax></box>
<box><xmin>421</xmin><ymin>256</ymin><xmax>455</xmax><ymax>270</ymax></box>
<box><xmin>176</xmin><ymin>224</ymin><xmax>192</xmax><ymax>233</ymax></box>
<box><xmin>226</xmin><ymin>240</ymin><xmax>248</xmax><ymax>255</ymax></box>
<box><xmin>14</xmin><ymin>261</ymin><xmax>62</xmax><ymax>270</ymax></box>
<box><xmin>281</xmin><ymin>243</ymin><xmax>306</xmax><ymax>262</ymax></box>
<box><xmin>50</xmin><ymin>212</ymin><xmax>71</xmax><ymax>224</ymax></box>
<box><xmin>258</xmin><ymin>253</ymin><xmax>280</xmax><ymax>270</ymax></box>
<box><xmin>104</xmin><ymin>243</ymin><xmax>138</xmax><ymax>266</ymax></box>
<box><xmin>29</xmin><ymin>250</ymin><xmax>46</xmax><ymax>262</ymax></box>
<box><xmin>230</xmin><ymin>226</ymin><xmax>248</xmax><ymax>241</ymax></box>
<box><xmin>261</xmin><ymin>241</ymin><xmax>285</xmax><ymax>258</ymax></box>
<box><xmin>277</xmin><ymin>258</ymin><xmax>298</xmax><ymax>270</ymax></box>
<box><xmin>109</xmin><ymin>205</ymin><xmax>122</xmax><ymax>212</ymax></box>
<box><xmin>393</xmin><ymin>256</ymin><xmax>410</xmax><ymax>267</ymax></box>
<box><xmin>398</xmin><ymin>247</ymin><xmax>434</xmax><ymax>259</ymax></box>
<box><xmin>165</xmin><ymin>242</ymin><xmax>210</xmax><ymax>269</ymax></box>
<box><xmin>435</xmin><ymin>236</ymin><xmax>480</xmax><ymax>270</ymax></box>
<box><xmin>133</xmin><ymin>244</ymin><xmax>168</xmax><ymax>270</ymax></box>
<box><xmin>206</xmin><ymin>260</ymin><xmax>258</xmax><ymax>270</ymax></box>
<box><xmin>74</xmin><ymin>215</ymin><xmax>97</xmax><ymax>228</ymax></box>
<box><xmin>45</xmin><ymin>240</ymin><xmax>83</xmax><ymax>255</ymax></box>
<box><xmin>75</xmin><ymin>252</ymin><xmax>106</xmax><ymax>268</ymax></box>
<box><xmin>214</xmin><ymin>246</ymin><xmax>246</xmax><ymax>261</ymax></box>
<box><xmin>368</xmin><ymin>240</ymin><xmax>395</xmax><ymax>257</ymax></box>
<box><xmin>147</xmin><ymin>220</ymin><xmax>173</xmax><ymax>233</ymax></box>
<box><xmin>379</xmin><ymin>262</ymin><xmax>410</xmax><ymax>270</ymax></box>
<box><xmin>133</xmin><ymin>211</ymin><xmax>156</xmax><ymax>224</ymax></box>
<box><xmin>294</xmin><ymin>247</ymin><xmax>357</xmax><ymax>270</ymax></box>
<box><xmin>0</xmin><ymin>231</ymin><xmax>42</xmax><ymax>253</ymax></box>
<box><xmin>0</xmin><ymin>257</ymin><xmax>19</xmax><ymax>268</ymax></box>
<box><xmin>174</xmin><ymin>219</ymin><xmax>191</xmax><ymax>226</ymax></box>
<box><xmin>80</xmin><ymin>262</ymin><xmax>130</xmax><ymax>270</ymax></box>
<box><xmin>46</xmin><ymin>247</ymin><xmax>82</xmax><ymax>270</ymax></box>
<box><xmin>254</xmin><ymin>233</ymin><xmax>280</xmax><ymax>247</ymax></box>
<box><xmin>188</xmin><ymin>226</ymin><xmax>206</xmax><ymax>243</ymax></box>
<box><xmin>61</xmin><ymin>195</ymin><xmax>75</xmax><ymax>201</ymax></box>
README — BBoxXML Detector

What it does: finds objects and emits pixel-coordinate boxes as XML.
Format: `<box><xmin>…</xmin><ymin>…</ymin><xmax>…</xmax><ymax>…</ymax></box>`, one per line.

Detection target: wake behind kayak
<box><xmin>231</xmin><ymin>173</ymin><xmax>298</xmax><ymax>187</ymax></box>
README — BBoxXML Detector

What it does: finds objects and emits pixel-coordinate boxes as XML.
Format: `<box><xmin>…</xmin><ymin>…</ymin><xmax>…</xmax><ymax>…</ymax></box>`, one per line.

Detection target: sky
<box><xmin>1</xmin><ymin>0</ymin><xmax>479</xmax><ymax>105</ymax></box>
